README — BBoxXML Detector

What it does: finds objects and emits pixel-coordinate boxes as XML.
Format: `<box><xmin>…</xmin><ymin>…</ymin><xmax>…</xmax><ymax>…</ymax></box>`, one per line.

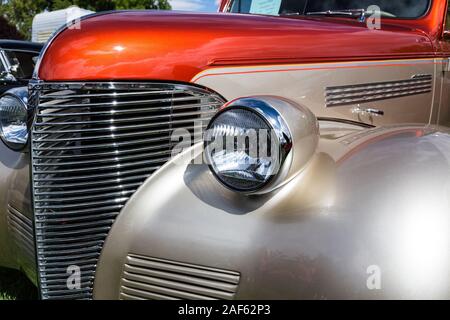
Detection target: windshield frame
<box><xmin>224</xmin><ymin>0</ymin><xmax>433</xmax><ymax>20</ymax></box>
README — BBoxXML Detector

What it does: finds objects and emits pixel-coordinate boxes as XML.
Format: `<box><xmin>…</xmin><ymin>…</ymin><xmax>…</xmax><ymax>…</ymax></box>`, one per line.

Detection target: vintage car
<box><xmin>0</xmin><ymin>0</ymin><xmax>449</xmax><ymax>300</ymax></box>
<box><xmin>0</xmin><ymin>40</ymin><xmax>42</xmax><ymax>94</ymax></box>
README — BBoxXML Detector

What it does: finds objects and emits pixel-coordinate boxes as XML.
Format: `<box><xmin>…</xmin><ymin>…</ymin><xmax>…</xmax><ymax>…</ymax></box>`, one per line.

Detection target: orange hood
<box><xmin>38</xmin><ymin>10</ymin><xmax>434</xmax><ymax>82</ymax></box>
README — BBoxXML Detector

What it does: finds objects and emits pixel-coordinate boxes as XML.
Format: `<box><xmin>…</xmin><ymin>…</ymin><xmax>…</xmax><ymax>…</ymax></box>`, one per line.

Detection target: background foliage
<box><xmin>0</xmin><ymin>0</ymin><xmax>172</xmax><ymax>40</ymax></box>
<box><xmin>0</xmin><ymin>15</ymin><xmax>24</xmax><ymax>39</ymax></box>
<box><xmin>0</xmin><ymin>267</ymin><xmax>37</xmax><ymax>300</ymax></box>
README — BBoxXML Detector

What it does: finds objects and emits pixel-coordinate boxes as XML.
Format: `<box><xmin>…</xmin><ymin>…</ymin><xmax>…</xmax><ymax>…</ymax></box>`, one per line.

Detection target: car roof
<box><xmin>0</xmin><ymin>40</ymin><xmax>43</xmax><ymax>53</ymax></box>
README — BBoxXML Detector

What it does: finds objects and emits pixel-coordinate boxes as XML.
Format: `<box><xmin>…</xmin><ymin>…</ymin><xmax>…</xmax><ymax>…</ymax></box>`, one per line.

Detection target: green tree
<box><xmin>0</xmin><ymin>0</ymin><xmax>48</xmax><ymax>40</ymax></box>
<box><xmin>115</xmin><ymin>0</ymin><xmax>172</xmax><ymax>10</ymax></box>
<box><xmin>0</xmin><ymin>15</ymin><xmax>24</xmax><ymax>39</ymax></box>
<box><xmin>0</xmin><ymin>0</ymin><xmax>172</xmax><ymax>40</ymax></box>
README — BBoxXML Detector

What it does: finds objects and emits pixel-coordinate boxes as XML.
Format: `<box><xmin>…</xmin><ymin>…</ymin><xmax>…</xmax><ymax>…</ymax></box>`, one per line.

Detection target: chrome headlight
<box><xmin>0</xmin><ymin>89</ymin><xmax>29</xmax><ymax>150</ymax></box>
<box><xmin>204</xmin><ymin>97</ymin><xmax>293</xmax><ymax>193</ymax></box>
<box><xmin>204</xmin><ymin>96</ymin><xmax>319</xmax><ymax>194</ymax></box>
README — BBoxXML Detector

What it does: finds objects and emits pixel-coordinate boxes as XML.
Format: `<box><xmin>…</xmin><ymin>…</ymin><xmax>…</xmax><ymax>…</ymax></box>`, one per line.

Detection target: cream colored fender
<box><xmin>94</xmin><ymin>102</ymin><xmax>450</xmax><ymax>299</ymax></box>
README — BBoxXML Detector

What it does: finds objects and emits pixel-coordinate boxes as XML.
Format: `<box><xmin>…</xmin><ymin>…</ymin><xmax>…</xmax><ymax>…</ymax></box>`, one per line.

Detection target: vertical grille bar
<box><xmin>29</xmin><ymin>82</ymin><xmax>224</xmax><ymax>299</ymax></box>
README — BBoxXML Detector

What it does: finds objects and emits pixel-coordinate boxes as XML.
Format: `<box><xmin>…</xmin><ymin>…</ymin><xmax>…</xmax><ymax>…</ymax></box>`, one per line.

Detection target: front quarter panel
<box><xmin>94</xmin><ymin>125</ymin><xmax>450</xmax><ymax>300</ymax></box>
<box><xmin>0</xmin><ymin>142</ymin><xmax>33</xmax><ymax>275</ymax></box>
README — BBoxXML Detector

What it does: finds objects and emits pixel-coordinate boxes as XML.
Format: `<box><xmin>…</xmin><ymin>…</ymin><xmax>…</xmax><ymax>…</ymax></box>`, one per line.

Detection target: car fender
<box><xmin>94</xmin><ymin>125</ymin><xmax>450</xmax><ymax>299</ymax></box>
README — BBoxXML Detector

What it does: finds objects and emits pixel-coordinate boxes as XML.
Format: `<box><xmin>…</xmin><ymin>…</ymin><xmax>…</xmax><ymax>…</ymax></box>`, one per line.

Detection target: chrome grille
<box><xmin>29</xmin><ymin>82</ymin><xmax>225</xmax><ymax>299</ymax></box>
<box><xmin>120</xmin><ymin>255</ymin><xmax>240</xmax><ymax>300</ymax></box>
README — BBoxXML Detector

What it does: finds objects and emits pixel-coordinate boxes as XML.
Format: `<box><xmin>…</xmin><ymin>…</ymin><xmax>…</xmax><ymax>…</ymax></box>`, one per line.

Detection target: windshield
<box><xmin>3</xmin><ymin>50</ymin><xmax>40</xmax><ymax>80</ymax></box>
<box><xmin>228</xmin><ymin>0</ymin><xmax>430</xmax><ymax>18</ymax></box>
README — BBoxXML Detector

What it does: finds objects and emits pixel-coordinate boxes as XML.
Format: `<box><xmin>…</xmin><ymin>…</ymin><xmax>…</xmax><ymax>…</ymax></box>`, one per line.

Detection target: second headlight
<box><xmin>0</xmin><ymin>88</ymin><xmax>29</xmax><ymax>151</ymax></box>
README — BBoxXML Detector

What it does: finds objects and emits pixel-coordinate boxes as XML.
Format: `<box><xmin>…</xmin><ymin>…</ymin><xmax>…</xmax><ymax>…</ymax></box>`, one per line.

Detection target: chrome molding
<box><xmin>29</xmin><ymin>81</ymin><xmax>225</xmax><ymax>299</ymax></box>
<box><xmin>120</xmin><ymin>254</ymin><xmax>240</xmax><ymax>300</ymax></box>
<box><xmin>325</xmin><ymin>74</ymin><xmax>433</xmax><ymax>107</ymax></box>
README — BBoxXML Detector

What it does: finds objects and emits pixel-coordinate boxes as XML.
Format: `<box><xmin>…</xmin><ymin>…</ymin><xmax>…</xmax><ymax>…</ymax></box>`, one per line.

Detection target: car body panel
<box><xmin>37</xmin><ymin>11</ymin><xmax>435</xmax><ymax>83</ymax></box>
<box><xmin>193</xmin><ymin>58</ymin><xmax>440</xmax><ymax>126</ymax></box>
<box><xmin>0</xmin><ymin>41</ymin><xmax>41</xmax><ymax>281</ymax></box>
<box><xmin>34</xmin><ymin>6</ymin><xmax>449</xmax><ymax>127</ymax></box>
<box><xmin>0</xmin><ymin>142</ymin><xmax>34</xmax><ymax>279</ymax></box>
<box><xmin>1</xmin><ymin>1</ymin><xmax>450</xmax><ymax>299</ymax></box>
<box><xmin>0</xmin><ymin>88</ymin><xmax>35</xmax><ymax>281</ymax></box>
<box><xmin>220</xmin><ymin>0</ymin><xmax>448</xmax><ymax>41</ymax></box>
<box><xmin>94</xmin><ymin>123</ymin><xmax>450</xmax><ymax>299</ymax></box>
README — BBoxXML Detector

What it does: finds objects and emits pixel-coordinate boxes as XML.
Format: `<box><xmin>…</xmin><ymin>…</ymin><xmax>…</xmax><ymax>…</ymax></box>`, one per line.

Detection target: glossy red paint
<box><xmin>219</xmin><ymin>0</ymin><xmax>447</xmax><ymax>40</ymax></box>
<box><xmin>38</xmin><ymin>2</ymin><xmax>446</xmax><ymax>82</ymax></box>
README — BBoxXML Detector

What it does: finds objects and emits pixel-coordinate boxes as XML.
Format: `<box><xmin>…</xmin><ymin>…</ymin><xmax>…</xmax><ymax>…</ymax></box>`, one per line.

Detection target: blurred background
<box><xmin>0</xmin><ymin>0</ymin><xmax>221</xmax><ymax>41</ymax></box>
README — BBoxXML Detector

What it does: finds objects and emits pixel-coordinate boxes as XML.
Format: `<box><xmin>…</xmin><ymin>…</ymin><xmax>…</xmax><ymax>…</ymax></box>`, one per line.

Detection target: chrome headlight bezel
<box><xmin>204</xmin><ymin>98</ymin><xmax>293</xmax><ymax>193</ymax></box>
<box><xmin>0</xmin><ymin>88</ymin><xmax>29</xmax><ymax>151</ymax></box>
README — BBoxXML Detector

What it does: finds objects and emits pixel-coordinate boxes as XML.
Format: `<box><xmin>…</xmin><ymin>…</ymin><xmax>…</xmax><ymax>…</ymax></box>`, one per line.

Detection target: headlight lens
<box><xmin>0</xmin><ymin>94</ymin><xmax>28</xmax><ymax>150</ymax></box>
<box><xmin>204</xmin><ymin>104</ymin><xmax>292</xmax><ymax>193</ymax></box>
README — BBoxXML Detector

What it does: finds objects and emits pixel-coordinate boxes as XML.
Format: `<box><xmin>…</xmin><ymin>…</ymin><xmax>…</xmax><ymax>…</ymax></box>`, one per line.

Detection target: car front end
<box><xmin>1</xmin><ymin>1</ymin><xmax>449</xmax><ymax>300</ymax></box>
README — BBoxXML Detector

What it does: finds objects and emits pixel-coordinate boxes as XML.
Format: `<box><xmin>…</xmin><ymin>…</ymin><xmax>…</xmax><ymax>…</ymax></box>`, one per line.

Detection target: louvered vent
<box><xmin>120</xmin><ymin>254</ymin><xmax>240</xmax><ymax>300</ymax></box>
<box><xmin>325</xmin><ymin>74</ymin><xmax>433</xmax><ymax>107</ymax></box>
<box><xmin>29</xmin><ymin>82</ymin><xmax>225</xmax><ymax>299</ymax></box>
<box><xmin>7</xmin><ymin>204</ymin><xmax>36</xmax><ymax>266</ymax></box>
